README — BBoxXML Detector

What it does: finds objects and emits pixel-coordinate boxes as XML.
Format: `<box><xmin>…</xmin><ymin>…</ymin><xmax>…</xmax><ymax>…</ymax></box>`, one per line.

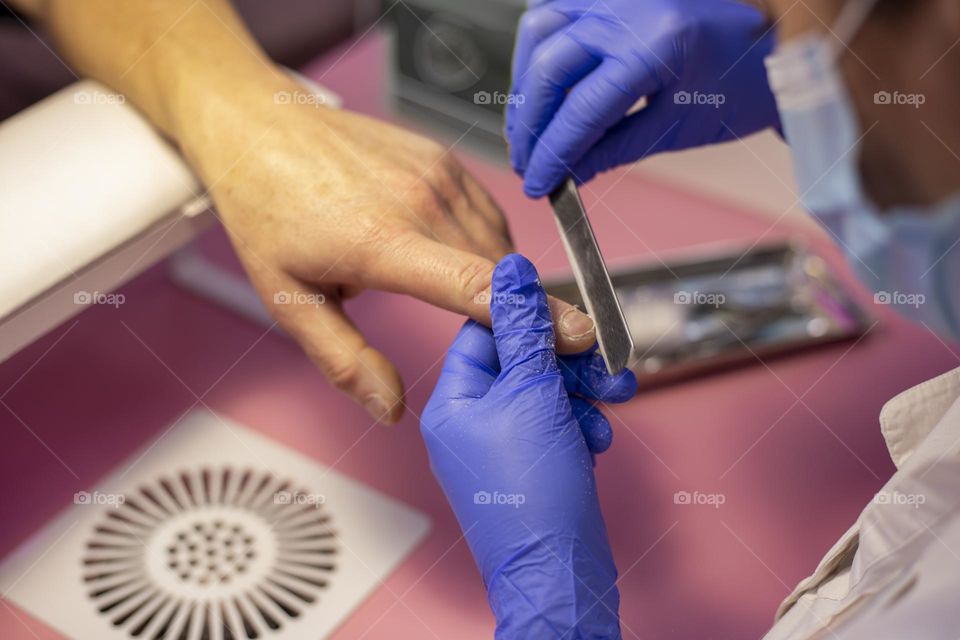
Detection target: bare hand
<box><xmin>181</xmin><ymin>78</ymin><xmax>597</xmax><ymax>423</ymax></box>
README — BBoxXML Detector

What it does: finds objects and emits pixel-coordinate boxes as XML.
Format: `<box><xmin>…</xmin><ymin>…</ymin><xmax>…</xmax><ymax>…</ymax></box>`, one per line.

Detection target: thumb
<box><xmin>267</xmin><ymin>280</ymin><xmax>405</xmax><ymax>424</ymax></box>
<box><xmin>433</xmin><ymin>320</ymin><xmax>499</xmax><ymax>402</ymax></box>
<box><xmin>490</xmin><ymin>254</ymin><xmax>559</xmax><ymax>381</ymax></box>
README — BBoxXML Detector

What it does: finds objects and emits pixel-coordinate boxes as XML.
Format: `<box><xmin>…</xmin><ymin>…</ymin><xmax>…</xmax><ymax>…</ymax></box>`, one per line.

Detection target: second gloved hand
<box><xmin>421</xmin><ymin>254</ymin><xmax>636</xmax><ymax>639</ymax></box>
<box><xmin>507</xmin><ymin>0</ymin><xmax>780</xmax><ymax>197</ymax></box>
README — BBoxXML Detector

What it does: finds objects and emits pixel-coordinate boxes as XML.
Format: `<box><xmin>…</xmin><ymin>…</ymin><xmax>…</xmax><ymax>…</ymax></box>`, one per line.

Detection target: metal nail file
<box><xmin>549</xmin><ymin>178</ymin><xmax>634</xmax><ymax>374</ymax></box>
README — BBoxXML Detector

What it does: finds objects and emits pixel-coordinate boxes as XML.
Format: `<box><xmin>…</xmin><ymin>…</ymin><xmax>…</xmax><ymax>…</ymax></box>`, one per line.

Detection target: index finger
<box><xmin>559</xmin><ymin>348</ymin><xmax>638</xmax><ymax>403</ymax></box>
<box><xmin>363</xmin><ymin>234</ymin><xmax>597</xmax><ymax>354</ymax></box>
<box><xmin>507</xmin><ymin>6</ymin><xmax>572</xmax><ymax>145</ymax></box>
<box><xmin>509</xmin><ymin>27</ymin><xmax>599</xmax><ymax>179</ymax></box>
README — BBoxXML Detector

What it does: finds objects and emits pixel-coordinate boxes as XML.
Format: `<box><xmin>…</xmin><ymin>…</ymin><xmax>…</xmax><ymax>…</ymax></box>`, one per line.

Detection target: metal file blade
<box><xmin>549</xmin><ymin>178</ymin><xmax>634</xmax><ymax>374</ymax></box>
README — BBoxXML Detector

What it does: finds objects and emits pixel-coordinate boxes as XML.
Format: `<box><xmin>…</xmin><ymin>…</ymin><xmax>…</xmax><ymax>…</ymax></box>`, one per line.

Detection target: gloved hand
<box><xmin>421</xmin><ymin>253</ymin><xmax>636</xmax><ymax>639</ymax></box>
<box><xmin>506</xmin><ymin>0</ymin><xmax>780</xmax><ymax>197</ymax></box>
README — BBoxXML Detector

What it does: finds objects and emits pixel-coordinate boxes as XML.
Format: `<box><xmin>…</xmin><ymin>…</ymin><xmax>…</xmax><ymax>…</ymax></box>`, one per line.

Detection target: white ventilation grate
<box><xmin>84</xmin><ymin>466</ymin><xmax>339</xmax><ymax>638</ymax></box>
<box><xmin>0</xmin><ymin>411</ymin><xmax>430</xmax><ymax>640</ymax></box>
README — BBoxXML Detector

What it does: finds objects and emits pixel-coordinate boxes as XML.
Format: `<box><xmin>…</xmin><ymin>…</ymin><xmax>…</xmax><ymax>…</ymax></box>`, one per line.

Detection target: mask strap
<box><xmin>825</xmin><ymin>0</ymin><xmax>881</xmax><ymax>59</ymax></box>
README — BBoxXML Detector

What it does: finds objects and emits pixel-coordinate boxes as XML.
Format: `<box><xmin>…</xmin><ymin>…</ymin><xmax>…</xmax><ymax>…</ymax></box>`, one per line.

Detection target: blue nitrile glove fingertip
<box><xmin>561</xmin><ymin>350</ymin><xmax>638</xmax><ymax>402</ymax></box>
<box><xmin>509</xmin><ymin>135</ymin><xmax>530</xmax><ymax>176</ymax></box>
<box><xmin>602</xmin><ymin>368</ymin><xmax>639</xmax><ymax>403</ymax></box>
<box><xmin>492</xmin><ymin>253</ymin><xmax>538</xmax><ymax>294</ymax></box>
<box><xmin>572</xmin><ymin>398</ymin><xmax>614</xmax><ymax>454</ymax></box>
<box><xmin>490</xmin><ymin>253</ymin><xmax>547</xmax><ymax>337</ymax></box>
<box><xmin>523</xmin><ymin>176</ymin><xmax>552</xmax><ymax>198</ymax></box>
<box><xmin>523</xmin><ymin>156</ymin><xmax>567</xmax><ymax>197</ymax></box>
<box><xmin>491</xmin><ymin>254</ymin><xmax>558</xmax><ymax>378</ymax></box>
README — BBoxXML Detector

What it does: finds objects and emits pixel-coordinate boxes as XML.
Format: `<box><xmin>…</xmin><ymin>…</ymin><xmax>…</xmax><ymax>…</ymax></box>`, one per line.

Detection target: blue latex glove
<box><xmin>506</xmin><ymin>0</ymin><xmax>780</xmax><ymax>197</ymax></box>
<box><xmin>421</xmin><ymin>254</ymin><xmax>636</xmax><ymax>639</ymax></box>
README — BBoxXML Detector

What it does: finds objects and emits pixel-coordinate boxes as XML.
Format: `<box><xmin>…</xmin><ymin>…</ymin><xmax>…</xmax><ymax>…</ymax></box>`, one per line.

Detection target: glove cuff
<box><xmin>486</xmin><ymin>541</ymin><xmax>622</xmax><ymax>640</ymax></box>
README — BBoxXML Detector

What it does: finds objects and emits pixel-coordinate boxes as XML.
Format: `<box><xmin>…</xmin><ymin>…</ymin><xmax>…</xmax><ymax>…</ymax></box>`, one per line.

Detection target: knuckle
<box><xmin>655</xmin><ymin>10</ymin><xmax>697</xmax><ymax>46</ymax></box>
<box><xmin>554</xmin><ymin>99</ymin><xmax>596</xmax><ymax>141</ymax></box>
<box><xmin>603</xmin><ymin>58</ymin><xmax>635</xmax><ymax>91</ymax></box>
<box><xmin>519</xmin><ymin>9</ymin><xmax>553</xmax><ymax>39</ymax></box>
<box><xmin>529</xmin><ymin>46</ymin><xmax>559</xmax><ymax>83</ymax></box>
<box><xmin>405</xmin><ymin>138</ymin><xmax>449</xmax><ymax>174</ymax></box>
<box><xmin>430</xmin><ymin>172</ymin><xmax>460</xmax><ymax>202</ymax></box>
<box><xmin>456</xmin><ymin>259</ymin><xmax>494</xmax><ymax>305</ymax></box>
<box><xmin>419</xmin><ymin>137</ymin><xmax>447</xmax><ymax>160</ymax></box>
<box><xmin>403</xmin><ymin>177</ymin><xmax>444</xmax><ymax>214</ymax></box>
<box><xmin>343</xmin><ymin>219</ymin><xmax>397</xmax><ymax>274</ymax></box>
<box><xmin>360</xmin><ymin>211</ymin><xmax>408</xmax><ymax>250</ymax></box>
<box><xmin>406</xmin><ymin>165</ymin><xmax>468</xmax><ymax>220</ymax></box>
<box><xmin>426</xmin><ymin>154</ymin><xmax>463</xmax><ymax>189</ymax></box>
<box><xmin>355</xmin><ymin>214</ymin><xmax>395</xmax><ymax>246</ymax></box>
<box><xmin>321</xmin><ymin>351</ymin><xmax>363</xmax><ymax>392</ymax></box>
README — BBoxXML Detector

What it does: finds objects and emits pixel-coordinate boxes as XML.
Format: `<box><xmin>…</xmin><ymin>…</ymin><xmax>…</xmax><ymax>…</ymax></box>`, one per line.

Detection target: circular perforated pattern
<box><xmin>165</xmin><ymin>519</ymin><xmax>258</xmax><ymax>586</ymax></box>
<box><xmin>82</xmin><ymin>467</ymin><xmax>337</xmax><ymax>639</ymax></box>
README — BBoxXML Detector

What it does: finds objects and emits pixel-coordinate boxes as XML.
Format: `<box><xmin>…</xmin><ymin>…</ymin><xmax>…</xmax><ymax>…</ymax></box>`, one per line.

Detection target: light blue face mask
<box><xmin>765</xmin><ymin>0</ymin><xmax>960</xmax><ymax>342</ymax></box>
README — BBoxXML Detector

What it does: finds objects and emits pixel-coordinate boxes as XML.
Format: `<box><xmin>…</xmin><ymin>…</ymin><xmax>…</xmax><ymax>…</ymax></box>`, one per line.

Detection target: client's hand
<box><xmin>421</xmin><ymin>254</ymin><xmax>634</xmax><ymax>639</ymax></box>
<box><xmin>183</xmin><ymin>81</ymin><xmax>598</xmax><ymax>424</ymax></box>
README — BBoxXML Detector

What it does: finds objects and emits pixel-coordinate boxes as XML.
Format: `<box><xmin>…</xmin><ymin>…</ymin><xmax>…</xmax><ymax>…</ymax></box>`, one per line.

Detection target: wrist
<box><xmin>171</xmin><ymin>67</ymin><xmax>350</xmax><ymax>204</ymax></box>
<box><xmin>43</xmin><ymin>0</ymin><xmax>300</xmax><ymax>168</ymax></box>
<box><xmin>170</xmin><ymin>62</ymin><xmax>292</xmax><ymax>168</ymax></box>
<box><xmin>41</xmin><ymin>0</ymin><xmax>278</xmax><ymax>136</ymax></box>
<box><xmin>486</xmin><ymin>549</ymin><xmax>621</xmax><ymax>640</ymax></box>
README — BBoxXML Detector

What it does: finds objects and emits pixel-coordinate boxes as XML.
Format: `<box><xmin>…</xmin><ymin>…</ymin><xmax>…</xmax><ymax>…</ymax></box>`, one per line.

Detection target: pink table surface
<box><xmin>2</xmin><ymin>31</ymin><xmax>958</xmax><ymax>640</ymax></box>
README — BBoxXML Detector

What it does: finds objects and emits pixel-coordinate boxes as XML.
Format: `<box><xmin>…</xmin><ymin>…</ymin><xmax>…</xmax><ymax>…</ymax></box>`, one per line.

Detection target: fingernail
<box><xmin>559</xmin><ymin>307</ymin><xmax>595</xmax><ymax>340</ymax></box>
<box><xmin>363</xmin><ymin>394</ymin><xmax>391</xmax><ymax>423</ymax></box>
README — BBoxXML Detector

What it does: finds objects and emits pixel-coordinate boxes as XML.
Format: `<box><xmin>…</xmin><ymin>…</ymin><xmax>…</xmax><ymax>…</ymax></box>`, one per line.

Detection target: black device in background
<box><xmin>382</xmin><ymin>0</ymin><xmax>523</xmax><ymax>155</ymax></box>
<box><xmin>544</xmin><ymin>243</ymin><xmax>872</xmax><ymax>387</ymax></box>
